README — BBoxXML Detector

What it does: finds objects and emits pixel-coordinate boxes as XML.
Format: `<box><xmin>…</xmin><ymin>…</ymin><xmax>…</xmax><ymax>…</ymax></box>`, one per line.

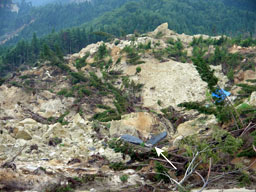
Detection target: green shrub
<box><xmin>108</xmin><ymin>138</ymin><xmax>136</xmax><ymax>159</ymax></box>
<box><xmin>19</xmin><ymin>75</ymin><xmax>33</xmax><ymax>80</ymax></box>
<box><xmin>75</xmin><ymin>53</ymin><xmax>89</xmax><ymax>70</ymax></box>
<box><xmin>10</xmin><ymin>81</ymin><xmax>22</xmax><ymax>87</ymax></box>
<box><xmin>57</xmin><ymin>88</ymin><xmax>73</xmax><ymax>97</ymax></box>
<box><xmin>114</xmin><ymin>40</ymin><xmax>120</xmax><ymax>45</ymax></box>
<box><xmin>153</xmin><ymin>49</ymin><xmax>165</xmax><ymax>61</ymax></box>
<box><xmin>138</xmin><ymin>41</ymin><xmax>151</xmax><ymax>50</ymax></box>
<box><xmin>155</xmin><ymin>31</ymin><xmax>163</xmax><ymax>39</ymax></box>
<box><xmin>96</xmin><ymin>43</ymin><xmax>108</xmax><ymax>60</ymax></box>
<box><xmin>120</xmin><ymin>174</ymin><xmax>129</xmax><ymax>183</ymax></box>
<box><xmin>136</xmin><ymin>66</ymin><xmax>141</xmax><ymax>74</ymax></box>
<box><xmin>123</xmin><ymin>45</ymin><xmax>144</xmax><ymax>65</ymax></box>
<box><xmin>109</xmin><ymin>162</ymin><xmax>126</xmax><ymax>171</ymax></box>
<box><xmin>237</xmin><ymin>83</ymin><xmax>256</xmax><ymax>96</ymax></box>
<box><xmin>178</xmin><ymin>102</ymin><xmax>217</xmax><ymax>115</ymax></box>
<box><xmin>0</xmin><ymin>78</ymin><xmax>5</xmax><ymax>86</ymax></box>
<box><xmin>167</xmin><ymin>37</ymin><xmax>175</xmax><ymax>45</ymax></box>
<box><xmin>154</xmin><ymin>161</ymin><xmax>169</xmax><ymax>182</ymax></box>
<box><xmin>70</xmin><ymin>72</ymin><xmax>88</xmax><ymax>84</ymax></box>
<box><xmin>192</xmin><ymin>47</ymin><xmax>218</xmax><ymax>91</ymax></box>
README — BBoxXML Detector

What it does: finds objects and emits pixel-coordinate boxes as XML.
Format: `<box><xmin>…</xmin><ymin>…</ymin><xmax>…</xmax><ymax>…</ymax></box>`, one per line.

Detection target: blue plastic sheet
<box><xmin>146</xmin><ymin>132</ymin><xmax>167</xmax><ymax>147</ymax></box>
<box><xmin>121</xmin><ymin>134</ymin><xmax>143</xmax><ymax>145</ymax></box>
<box><xmin>211</xmin><ymin>89</ymin><xmax>231</xmax><ymax>102</ymax></box>
<box><xmin>121</xmin><ymin>132</ymin><xmax>167</xmax><ymax>147</ymax></box>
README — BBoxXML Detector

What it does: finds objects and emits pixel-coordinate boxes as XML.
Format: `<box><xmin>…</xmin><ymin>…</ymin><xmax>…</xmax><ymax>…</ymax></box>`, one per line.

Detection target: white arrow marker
<box><xmin>155</xmin><ymin>147</ymin><xmax>177</xmax><ymax>170</ymax></box>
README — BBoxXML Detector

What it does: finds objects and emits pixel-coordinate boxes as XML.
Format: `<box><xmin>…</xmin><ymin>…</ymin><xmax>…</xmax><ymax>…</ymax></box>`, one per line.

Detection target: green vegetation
<box><xmin>154</xmin><ymin>161</ymin><xmax>170</xmax><ymax>182</ymax></box>
<box><xmin>109</xmin><ymin>162</ymin><xmax>127</xmax><ymax>171</ymax></box>
<box><xmin>120</xmin><ymin>174</ymin><xmax>129</xmax><ymax>183</ymax></box>
<box><xmin>135</xmin><ymin>66</ymin><xmax>141</xmax><ymax>74</ymax></box>
<box><xmin>1</xmin><ymin>0</ymin><xmax>256</xmax><ymax>76</ymax></box>
<box><xmin>237</xmin><ymin>83</ymin><xmax>256</xmax><ymax>97</ymax></box>
<box><xmin>122</xmin><ymin>45</ymin><xmax>144</xmax><ymax>65</ymax></box>
<box><xmin>166</xmin><ymin>39</ymin><xmax>187</xmax><ymax>62</ymax></box>
<box><xmin>192</xmin><ymin>47</ymin><xmax>218</xmax><ymax>92</ymax></box>
<box><xmin>108</xmin><ymin>138</ymin><xmax>136</xmax><ymax>159</ymax></box>
<box><xmin>75</xmin><ymin>53</ymin><xmax>89</xmax><ymax>70</ymax></box>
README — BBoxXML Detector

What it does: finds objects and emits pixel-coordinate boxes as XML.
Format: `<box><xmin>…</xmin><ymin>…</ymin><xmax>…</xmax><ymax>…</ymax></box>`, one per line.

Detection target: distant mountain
<box><xmin>13</xmin><ymin>0</ymin><xmax>91</xmax><ymax>7</ymax></box>
<box><xmin>0</xmin><ymin>0</ymin><xmax>255</xmax><ymax>47</ymax></box>
<box><xmin>0</xmin><ymin>0</ymin><xmax>132</xmax><ymax>46</ymax></box>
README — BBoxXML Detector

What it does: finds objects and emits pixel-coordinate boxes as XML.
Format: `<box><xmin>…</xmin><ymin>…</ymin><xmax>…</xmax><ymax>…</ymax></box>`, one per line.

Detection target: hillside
<box><xmin>0</xmin><ymin>24</ymin><xmax>255</xmax><ymax>192</ymax></box>
<box><xmin>1</xmin><ymin>0</ymin><xmax>256</xmax><ymax>46</ymax></box>
<box><xmin>1</xmin><ymin>0</ymin><xmax>256</xmax><ymax>78</ymax></box>
<box><xmin>0</xmin><ymin>0</ymin><xmax>132</xmax><ymax>46</ymax></box>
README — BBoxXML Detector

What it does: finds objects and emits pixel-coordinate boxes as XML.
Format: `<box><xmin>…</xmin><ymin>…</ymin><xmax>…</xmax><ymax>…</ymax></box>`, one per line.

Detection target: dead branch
<box><xmin>149</xmin><ymin>157</ymin><xmax>184</xmax><ymax>165</ymax></box>
<box><xmin>240</xmin><ymin>122</ymin><xmax>256</xmax><ymax>137</ymax></box>
<box><xmin>197</xmin><ymin>158</ymin><xmax>212</xmax><ymax>192</ymax></box>
<box><xmin>1</xmin><ymin>144</ymin><xmax>27</xmax><ymax>169</ymax></box>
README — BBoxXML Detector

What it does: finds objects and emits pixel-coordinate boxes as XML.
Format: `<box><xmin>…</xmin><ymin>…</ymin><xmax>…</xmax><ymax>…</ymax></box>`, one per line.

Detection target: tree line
<box><xmin>0</xmin><ymin>0</ymin><xmax>256</xmax><ymax>76</ymax></box>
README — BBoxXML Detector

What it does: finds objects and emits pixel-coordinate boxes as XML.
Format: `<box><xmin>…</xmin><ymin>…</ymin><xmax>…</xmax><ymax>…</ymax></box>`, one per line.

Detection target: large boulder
<box><xmin>14</xmin><ymin>128</ymin><xmax>32</xmax><ymax>140</ymax></box>
<box><xmin>152</xmin><ymin>22</ymin><xmax>169</xmax><ymax>36</ymax></box>
<box><xmin>176</xmin><ymin>114</ymin><xmax>217</xmax><ymax>137</ymax></box>
<box><xmin>43</xmin><ymin>123</ymin><xmax>67</xmax><ymax>139</ymax></box>
<box><xmin>38</xmin><ymin>98</ymin><xmax>66</xmax><ymax>118</ymax></box>
<box><xmin>109</xmin><ymin>112</ymin><xmax>173</xmax><ymax>140</ymax></box>
<box><xmin>124</xmin><ymin>59</ymin><xmax>208</xmax><ymax>111</ymax></box>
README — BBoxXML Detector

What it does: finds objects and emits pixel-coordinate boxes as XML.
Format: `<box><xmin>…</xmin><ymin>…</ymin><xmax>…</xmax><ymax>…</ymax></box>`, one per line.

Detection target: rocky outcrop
<box><xmin>124</xmin><ymin>59</ymin><xmax>208</xmax><ymax>111</ymax></box>
<box><xmin>109</xmin><ymin>112</ymin><xmax>173</xmax><ymax>140</ymax></box>
<box><xmin>176</xmin><ymin>114</ymin><xmax>217</xmax><ymax>137</ymax></box>
<box><xmin>249</xmin><ymin>91</ymin><xmax>256</xmax><ymax>106</ymax></box>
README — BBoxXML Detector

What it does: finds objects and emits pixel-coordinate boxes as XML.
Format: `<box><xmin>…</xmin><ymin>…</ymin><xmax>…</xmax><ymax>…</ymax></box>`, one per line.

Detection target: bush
<box><xmin>0</xmin><ymin>78</ymin><xmax>5</xmax><ymax>86</ymax></box>
<box><xmin>136</xmin><ymin>66</ymin><xmax>141</xmax><ymax>74</ymax></box>
<box><xmin>120</xmin><ymin>175</ymin><xmax>129</xmax><ymax>183</ymax></box>
<box><xmin>57</xmin><ymin>88</ymin><xmax>73</xmax><ymax>97</ymax></box>
<box><xmin>122</xmin><ymin>45</ymin><xmax>144</xmax><ymax>65</ymax></box>
<box><xmin>96</xmin><ymin>43</ymin><xmax>108</xmax><ymax>60</ymax></box>
<box><xmin>70</xmin><ymin>72</ymin><xmax>88</xmax><ymax>84</ymax></box>
<box><xmin>192</xmin><ymin>48</ymin><xmax>218</xmax><ymax>91</ymax></box>
<box><xmin>75</xmin><ymin>53</ymin><xmax>89</xmax><ymax>70</ymax></box>
<box><xmin>154</xmin><ymin>161</ymin><xmax>169</xmax><ymax>182</ymax></box>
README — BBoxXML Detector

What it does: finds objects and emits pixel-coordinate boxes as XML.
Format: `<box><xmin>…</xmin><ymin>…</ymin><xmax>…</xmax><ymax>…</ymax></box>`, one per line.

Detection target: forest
<box><xmin>0</xmin><ymin>0</ymin><xmax>256</xmax><ymax>76</ymax></box>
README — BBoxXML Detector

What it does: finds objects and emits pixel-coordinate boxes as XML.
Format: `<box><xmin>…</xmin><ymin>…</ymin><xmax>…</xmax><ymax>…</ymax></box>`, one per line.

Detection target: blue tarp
<box><xmin>121</xmin><ymin>131</ymin><xmax>167</xmax><ymax>147</ymax></box>
<box><xmin>121</xmin><ymin>134</ymin><xmax>143</xmax><ymax>145</ymax></box>
<box><xmin>211</xmin><ymin>89</ymin><xmax>231</xmax><ymax>102</ymax></box>
<box><xmin>146</xmin><ymin>132</ymin><xmax>167</xmax><ymax>147</ymax></box>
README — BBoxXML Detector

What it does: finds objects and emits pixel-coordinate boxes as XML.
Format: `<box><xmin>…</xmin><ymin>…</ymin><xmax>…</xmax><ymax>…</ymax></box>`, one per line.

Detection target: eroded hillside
<box><xmin>0</xmin><ymin>23</ymin><xmax>256</xmax><ymax>192</ymax></box>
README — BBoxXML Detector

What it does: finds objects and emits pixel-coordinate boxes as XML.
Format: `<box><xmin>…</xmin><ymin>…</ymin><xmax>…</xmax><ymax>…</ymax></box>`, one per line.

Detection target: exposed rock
<box><xmin>14</xmin><ymin>128</ymin><xmax>32</xmax><ymax>140</ymax></box>
<box><xmin>38</xmin><ymin>98</ymin><xmax>66</xmax><ymax>118</ymax></box>
<box><xmin>211</xmin><ymin>65</ymin><xmax>229</xmax><ymax>88</ymax></box>
<box><xmin>234</xmin><ymin>69</ymin><xmax>256</xmax><ymax>84</ymax></box>
<box><xmin>18</xmin><ymin>118</ymin><xmax>37</xmax><ymax>125</ymax></box>
<box><xmin>151</xmin><ymin>22</ymin><xmax>169</xmax><ymax>36</ymax></box>
<box><xmin>0</xmin><ymin>23</ymin><xmax>240</xmax><ymax>191</ymax></box>
<box><xmin>124</xmin><ymin>59</ymin><xmax>208</xmax><ymax>111</ymax></box>
<box><xmin>148</xmin><ymin>23</ymin><xmax>221</xmax><ymax>46</ymax></box>
<box><xmin>176</xmin><ymin>114</ymin><xmax>217</xmax><ymax>137</ymax></box>
<box><xmin>14</xmin><ymin>127</ymin><xmax>32</xmax><ymax>140</ymax></box>
<box><xmin>249</xmin><ymin>91</ymin><xmax>256</xmax><ymax>106</ymax></box>
<box><xmin>95</xmin><ymin>147</ymin><xmax>130</xmax><ymax>163</ymax></box>
<box><xmin>42</xmin><ymin>123</ymin><xmax>67</xmax><ymax>139</ymax></box>
<box><xmin>71</xmin><ymin>113</ymin><xmax>88</xmax><ymax>128</ymax></box>
<box><xmin>110</xmin><ymin>112</ymin><xmax>171</xmax><ymax>140</ymax></box>
<box><xmin>172</xmin><ymin>135</ymin><xmax>184</xmax><ymax>147</ymax></box>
